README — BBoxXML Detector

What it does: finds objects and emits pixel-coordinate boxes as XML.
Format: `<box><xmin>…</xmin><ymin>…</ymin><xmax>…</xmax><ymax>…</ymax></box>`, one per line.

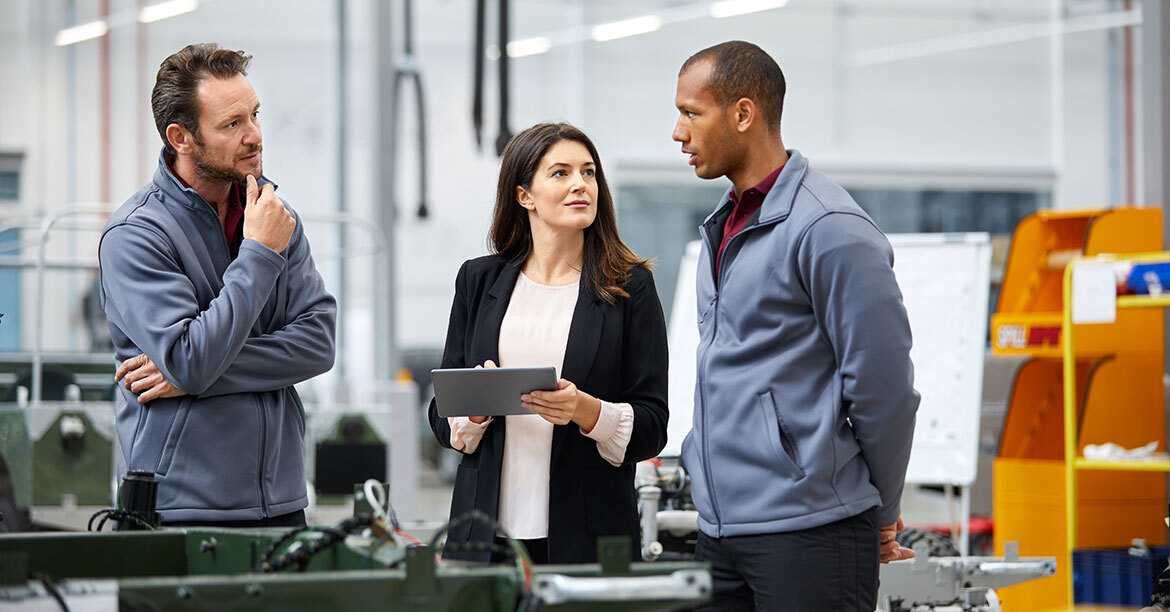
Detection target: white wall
<box><xmin>0</xmin><ymin>0</ymin><xmax>1136</xmax><ymax>381</ymax></box>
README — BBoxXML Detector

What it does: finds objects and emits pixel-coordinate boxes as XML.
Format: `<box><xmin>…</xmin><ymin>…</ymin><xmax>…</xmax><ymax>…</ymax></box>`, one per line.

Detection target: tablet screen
<box><xmin>431</xmin><ymin>366</ymin><xmax>558</xmax><ymax>418</ymax></box>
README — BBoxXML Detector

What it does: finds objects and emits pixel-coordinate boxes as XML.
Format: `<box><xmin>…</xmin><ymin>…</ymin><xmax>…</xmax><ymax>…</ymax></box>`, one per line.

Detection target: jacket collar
<box><xmin>152</xmin><ymin>148</ymin><xmax>277</xmax><ymax>213</ymax></box>
<box><xmin>702</xmin><ymin>148</ymin><xmax>808</xmax><ymax>227</ymax></box>
<box><xmin>486</xmin><ymin>254</ymin><xmax>525</xmax><ymax>300</ymax></box>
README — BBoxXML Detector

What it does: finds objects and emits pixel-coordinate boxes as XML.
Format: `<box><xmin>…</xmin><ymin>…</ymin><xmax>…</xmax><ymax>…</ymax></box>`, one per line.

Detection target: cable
<box><xmin>429</xmin><ymin>509</ymin><xmax>537</xmax><ymax>610</ymax></box>
<box><xmin>494</xmin><ymin>0</ymin><xmax>513</xmax><ymax>156</ymax></box>
<box><xmin>394</xmin><ymin>528</ymin><xmax>423</xmax><ymax>546</ymax></box>
<box><xmin>253</xmin><ymin>515</ymin><xmax>398</xmax><ymax>573</ymax></box>
<box><xmin>87</xmin><ymin>508</ymin><xmax>154</xmax><ymax>532</ymax></box>
<box><xmin>471</xmin><ymin>0</ymin><xmax>486</xmax><ymax>150</ymax></box>
<box><xmin>30</xmin><ymin>571</ymin><xmax>70</xmax><ymax>612</ymax></box>
<box><xmin>362</xmin><ymin>479</ymin><xmax>424</xmax><ymax>546</ymax></box>
<box><xmin>510</xmin><ymin>538</ymin><xmax>533</xmax><ymax>592</ymax></box>
<box><xmin>362</xmin><ymin>478</ymin><xmax>396</xmax><ymax>527</ymax></box>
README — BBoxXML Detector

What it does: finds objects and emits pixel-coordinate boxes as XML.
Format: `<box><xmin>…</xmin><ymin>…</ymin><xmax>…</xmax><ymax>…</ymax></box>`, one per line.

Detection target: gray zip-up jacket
<box><xmin>680</xmin><ymin>149</ymin><xmax>919</xmax><ymax>538</ymax></box>
<box><xmin>98</xmin><ymin>151</ymin><xmax>336</xmax><ymax>522</ymax></box>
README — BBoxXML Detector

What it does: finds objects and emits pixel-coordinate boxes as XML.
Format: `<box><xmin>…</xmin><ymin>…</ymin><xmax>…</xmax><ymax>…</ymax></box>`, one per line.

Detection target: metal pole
<box><xmin>374</xmin><ymin>0</ymin><xmax>397</xmax><ymax>380</ymax></box>
<box><xmin>1146</xmin><ymin>0</ymin><xmax>1169</xmax><ymax>211</ymax></box>
<box><xmin>335</xmin><ymin>0</ymin><xmax>348</xmax><ymax>382</ymax></box>
<box><xmin>1107</xmin><ymin>0</ymin><xmax>1123</xmax><ymax>206</ymax></box>
<box><xmin>1049</xmin><ymin>0</ymin><xmax>1065</xmax><ymax>207</ymax></box>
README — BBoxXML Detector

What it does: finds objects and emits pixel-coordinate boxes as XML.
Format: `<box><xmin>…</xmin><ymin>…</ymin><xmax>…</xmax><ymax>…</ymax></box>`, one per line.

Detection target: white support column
<box><xmin>1145</xmin><ymin>0</ymin><xmax>1170</xmax><ymax>212</ymax></box>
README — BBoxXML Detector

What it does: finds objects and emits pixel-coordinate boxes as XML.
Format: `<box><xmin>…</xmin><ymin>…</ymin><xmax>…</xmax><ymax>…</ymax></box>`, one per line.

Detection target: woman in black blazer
<box><xmin>428</xmin><ymin>122</ymin><xmax>669</xmax><ymax>564</ymax></box>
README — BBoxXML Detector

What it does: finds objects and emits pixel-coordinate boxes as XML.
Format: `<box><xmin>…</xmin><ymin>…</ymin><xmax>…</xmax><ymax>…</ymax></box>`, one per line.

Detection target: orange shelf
<box><xmin>992</xmin><ymin>208</ymin><xmax>1165</xmax><ymax>612</ymax></box>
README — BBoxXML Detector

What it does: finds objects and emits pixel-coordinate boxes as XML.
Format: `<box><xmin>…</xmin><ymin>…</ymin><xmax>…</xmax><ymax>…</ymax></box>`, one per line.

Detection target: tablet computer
<box><xmin>431</xmin><ymin>366</ymin><xmax>559</xmax><ymax>418</ymax></box>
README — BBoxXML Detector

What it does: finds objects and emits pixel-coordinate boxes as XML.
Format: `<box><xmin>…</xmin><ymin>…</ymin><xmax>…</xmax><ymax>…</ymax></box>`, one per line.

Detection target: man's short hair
<box><xmin>151</xmin><ymin>43</ymin><xmax>252</xmax><ymax>155</ymax></box>
<box><xmin>681</xmin><ymin>40</ymin><xmax>786</xmax><ymax>131</ymax></box>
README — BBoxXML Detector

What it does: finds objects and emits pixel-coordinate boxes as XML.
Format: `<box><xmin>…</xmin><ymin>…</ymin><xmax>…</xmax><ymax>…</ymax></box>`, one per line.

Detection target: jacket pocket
<box><xmin>758</xmin><ymin>391</ymin><xmax>805</xmax><ymax>480</ymax></box>
<box><xmin>697</xmin><ymin>296</ymin><xmax>717</xmax><ymax>324</ymax></box>
<box><xmin>155</xmin><ymin>397</ymin><xmax>192</xmax><ymax>477</ymax></box>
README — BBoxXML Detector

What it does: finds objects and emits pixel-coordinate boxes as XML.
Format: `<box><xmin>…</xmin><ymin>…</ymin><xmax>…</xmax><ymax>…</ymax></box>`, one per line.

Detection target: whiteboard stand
<box><xmin>942</xmin><ymin>483</ymin><xmax>971</xmax><ymax>557</ymax></box>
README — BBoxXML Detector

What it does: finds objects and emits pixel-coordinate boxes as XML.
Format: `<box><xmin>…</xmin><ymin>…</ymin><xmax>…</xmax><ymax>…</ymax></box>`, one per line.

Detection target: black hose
<box><xmin>494</xmin><ymin>0</ymin><xmax>513</xmax><ymax>156</ymax></box>
<box><xmin>31</xmin><ymin>571</ymin><xmax>70</xmax><ymax>612</ymax></box>
<box><xmin>472</xmin><ymin>0</ymin><xmax>485</xmax><ymax>150</ymax></box>
<box><xmin>412</xmin><ymin>69</ymin><xmax>429</xmax><ymax>218</ymax></box>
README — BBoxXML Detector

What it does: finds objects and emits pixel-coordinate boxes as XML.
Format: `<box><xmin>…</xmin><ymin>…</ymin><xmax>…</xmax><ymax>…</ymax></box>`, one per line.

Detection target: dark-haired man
<box><xmin>99</xmin><ymin>43</ymin><xmax>335</xmax><ymax>527</ymax></box>
<box><xmin>673</xmin><ymin>41</ymin><xmax>920</xmax><ymax>610</ymax></box>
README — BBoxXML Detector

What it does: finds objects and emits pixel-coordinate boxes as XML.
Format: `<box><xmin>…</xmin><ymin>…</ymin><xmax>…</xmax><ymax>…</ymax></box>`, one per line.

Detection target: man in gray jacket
<box><xmin>99</xmin><ymin>43</ymin><xmax>336</xmax><ymax>527</ymax></box>
<box><xmin>672</xmin><ymin>41</ymin><xmax>920</xmax><ymax>610</ymax></box>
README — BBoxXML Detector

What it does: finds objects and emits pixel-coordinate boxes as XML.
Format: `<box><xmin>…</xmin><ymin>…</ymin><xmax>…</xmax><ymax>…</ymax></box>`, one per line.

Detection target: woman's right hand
<box><xmin>469</xmin><ymin>360</ymin><xmax>497</xmax><ymax>424</ymax></box>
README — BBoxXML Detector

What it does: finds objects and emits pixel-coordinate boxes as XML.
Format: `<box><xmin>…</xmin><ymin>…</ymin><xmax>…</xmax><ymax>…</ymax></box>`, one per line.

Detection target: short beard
<box><xmin>191</xmin><ymin>140</ymin><xmax>262</xmax><ymax>186</ymax></box>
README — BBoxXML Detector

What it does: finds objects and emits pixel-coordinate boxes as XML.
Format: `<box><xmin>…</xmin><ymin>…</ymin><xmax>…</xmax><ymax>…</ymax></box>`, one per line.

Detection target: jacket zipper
<box><xmin>697</xmin><ymin>215</ymin><xmax>772</xmax><ymax>537</ymax></box>
<box><xmin>256</xmin><ymin>395</ymin><xmax>269</xmax><ymax>517</ymax></box>
<box><xmin>197</xmin><ymin>190</ymin><xmax>270</xmax><ymax>517</ymax></box>
<box><xmin>697</xmin><ymin>222</ymin><xmax>724</xmax><ymax>536</ymax></box>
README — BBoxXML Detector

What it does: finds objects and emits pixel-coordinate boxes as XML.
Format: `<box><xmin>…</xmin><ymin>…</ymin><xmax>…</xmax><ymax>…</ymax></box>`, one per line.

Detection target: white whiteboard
<box><xmin>664</xmin><ymin>233</ymin><xmax>991</xmax><ymax>487</ymax></box>
<box><xmin>889</xmin><ymin>233</ymin><xmax>990</xmax><ymax>486</ymax></box>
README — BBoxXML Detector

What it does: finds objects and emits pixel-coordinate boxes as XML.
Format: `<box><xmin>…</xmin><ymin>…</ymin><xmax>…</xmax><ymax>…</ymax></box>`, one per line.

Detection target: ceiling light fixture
<box><xmin>590</xmin><ymin>15</ymin><xmax>662</xmax><ymax>42</ymax></box>
<box><xmin>507</xmin><ymin>36</ymin><xmax>552</xmax><ymax>58</ymax></box>
<box><xmin>54</xmin><ymin>20</ymin><xmax>109</xmax><ymax>46</ymax></box>
<box><xmin>138</xmin><ymin>0</ymin><xmax>199</xmax><ymax>24</ymax></box>
<box><xmin>710</xmin><ymin>0</ymin><xmax>788</xmax><ymax>19</ymax></box>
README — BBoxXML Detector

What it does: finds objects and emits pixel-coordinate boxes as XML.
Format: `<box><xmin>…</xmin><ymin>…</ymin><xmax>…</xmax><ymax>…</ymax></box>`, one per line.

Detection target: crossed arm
<box><xmin>101</xmin><ymin>209</ymin><xmax>335</xmax><ymax>404</ymax></box>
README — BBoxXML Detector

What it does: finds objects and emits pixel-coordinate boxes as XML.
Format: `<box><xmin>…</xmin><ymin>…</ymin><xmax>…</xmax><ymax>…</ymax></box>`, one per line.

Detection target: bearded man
<box><xmin>98</xmin><ymin>43</ymin><xmax>336</xmax><ymax>527</ymax></box>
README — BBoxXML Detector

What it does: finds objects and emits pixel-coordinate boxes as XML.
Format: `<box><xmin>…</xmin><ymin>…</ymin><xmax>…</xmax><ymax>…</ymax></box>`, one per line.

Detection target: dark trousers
<box><xmin>695</xmin><ymin>508</ymin><xmax>879</xmax><ymax>612</ymax></box>
<box><xmin>163</xmin><ymin>509</ymin><xmax>307</xmax><ymax>529</ymax></box>
<box><xmin>491</xmin><ymin>536</ymin><xmax>549</xmax><ymax>564</ymax></box>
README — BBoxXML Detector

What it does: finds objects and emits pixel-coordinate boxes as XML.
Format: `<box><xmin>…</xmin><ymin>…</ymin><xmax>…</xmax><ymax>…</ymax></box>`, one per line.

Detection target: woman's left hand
<box><xmin>523</xmin><ymin>379</ymin><xmax>601</xmax><ymax>430</ymax></box>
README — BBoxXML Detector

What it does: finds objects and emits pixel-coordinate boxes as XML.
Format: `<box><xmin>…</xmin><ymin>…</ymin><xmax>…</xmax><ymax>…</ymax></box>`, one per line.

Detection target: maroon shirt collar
<box><xmin>165</xmin><ymin>154</ymin><xmax>246</xmax><ymax>258</ymax></box>
<box><xmin>729</xmin><ymin>164</ymin><xmax>785</xmax><ymax>208</ymax></box>
<box><xmin>715</xmin><ymin>163</ymin><xmax>785</xmax><ymax>276</ymax></box>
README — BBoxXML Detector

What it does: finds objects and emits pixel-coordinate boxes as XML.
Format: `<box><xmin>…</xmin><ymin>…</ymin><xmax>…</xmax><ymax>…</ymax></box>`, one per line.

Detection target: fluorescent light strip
<box><xmin>710</xmin><ymin>0</ymin><xmax>788</xmax><ymax>18</ymax></box>
<box><xmin>590</xmin><ymin>15</ymin><xmax>662</xmax><ymax>42</ymax></box>
<box><xmin>507</xmin><ymin>36</ymin><xmax>552</xmax><ymax>58</ymax></box>
<box><xmin>139</xmin><ymin>0</ymin><xmax>199</xmax><ymax>24</ymax></box>
<box><xmin>54</xmin><ymin>20</ymin><xmax>109</xmax><ymax>46</ymax></box>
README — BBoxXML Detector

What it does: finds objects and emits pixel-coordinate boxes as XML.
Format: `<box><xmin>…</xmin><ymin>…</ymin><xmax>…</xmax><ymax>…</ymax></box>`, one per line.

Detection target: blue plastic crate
<box><xmin>1073</xmin><ymin>547</ymin><xmax>1169</xmax><ymax>606</ymax></box>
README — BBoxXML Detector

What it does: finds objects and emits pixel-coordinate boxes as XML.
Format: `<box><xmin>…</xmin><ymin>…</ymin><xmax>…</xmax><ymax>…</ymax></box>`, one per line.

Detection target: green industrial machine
<box><xmin>32</xmin><ymin>410</ymin><xmax>112</xmax><ymax>505</ymax></box>
<box><xmin>0</xmin><ymin>526</ymin><xmax>710</xmax><ymax>611</ymax></box>
<box><xmin>0</xmin><ymin>403</ymin><xmax>116</xmax><ymax>527</ymax></box>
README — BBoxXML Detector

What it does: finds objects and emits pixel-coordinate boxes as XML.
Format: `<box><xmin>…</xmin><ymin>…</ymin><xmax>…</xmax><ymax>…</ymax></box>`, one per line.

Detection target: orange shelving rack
<box><xmin>991</xmin><ymin>207</ymin><xmax>1166</xmax><ymax>611</ymax></box>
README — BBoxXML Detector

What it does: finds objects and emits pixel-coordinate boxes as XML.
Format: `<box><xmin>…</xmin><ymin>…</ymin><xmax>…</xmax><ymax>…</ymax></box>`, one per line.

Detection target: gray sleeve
<box><xmin>196</xmin><ymin>208</ymin><xmax>336</xmax><ymax>397</ymax></box>
<box><xmin>98</xmin><ymin>223</ymin><xmax>286</xmax><ymax>396</ymax></box>
<box><xmin>797</xmin><ymin>212</ymin><xmax>920</xmax><ymax>527</ymax></box>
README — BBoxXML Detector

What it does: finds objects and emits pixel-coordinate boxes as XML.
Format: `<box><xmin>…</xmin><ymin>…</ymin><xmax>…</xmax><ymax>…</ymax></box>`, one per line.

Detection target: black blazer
<box><xmin>427</xmin><ymin>254</ymin><xmax>669</xmax><ymax>563</ymax></box>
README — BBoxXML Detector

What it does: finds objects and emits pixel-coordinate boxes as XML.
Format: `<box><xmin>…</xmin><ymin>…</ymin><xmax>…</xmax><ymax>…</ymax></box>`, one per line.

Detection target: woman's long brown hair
<box><xmin>489</xmin><ymin>122</ymin><xmax>650</xmax><ymax>305</ymax></box>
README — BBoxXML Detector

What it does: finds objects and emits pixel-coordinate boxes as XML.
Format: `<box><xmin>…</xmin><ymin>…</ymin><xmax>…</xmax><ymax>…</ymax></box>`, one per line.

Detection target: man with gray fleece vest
<box><xmin>99</xmin><ymin>43</ymin><xmax>335</xmax><ymax>527</ymax></box>
<box><xmin>672</xmin><ymin>41</ymin><xmax>920</xmax><ymax>610</ymax></box>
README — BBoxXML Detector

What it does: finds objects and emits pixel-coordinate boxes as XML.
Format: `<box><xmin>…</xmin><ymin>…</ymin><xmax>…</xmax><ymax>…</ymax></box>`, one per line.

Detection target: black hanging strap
<box><xmin>472</xmin><ymin>0</ymin><xmax>486</xmax><ymax>151</ymax></box>
<box><xmin>494</xmin><ymin>0</ymin><xmax>513</xmax><ymax>156</ymax></box>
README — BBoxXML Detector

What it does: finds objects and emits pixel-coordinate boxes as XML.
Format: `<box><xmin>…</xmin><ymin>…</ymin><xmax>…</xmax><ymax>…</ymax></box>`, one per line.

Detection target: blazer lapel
<box><xmin>473</xmin><ymin>258</ymin><xmax>523</xmax><ymax>366</ymax></box>
<box><xmin>550</xmin><ymin>284</ymin><xmax>605</xmax><ymax>469</ymax></box>
<box><xmin>476</xmin><ymin>258</ymin><xmax>523</xmax><ymax>458</ymax></box>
